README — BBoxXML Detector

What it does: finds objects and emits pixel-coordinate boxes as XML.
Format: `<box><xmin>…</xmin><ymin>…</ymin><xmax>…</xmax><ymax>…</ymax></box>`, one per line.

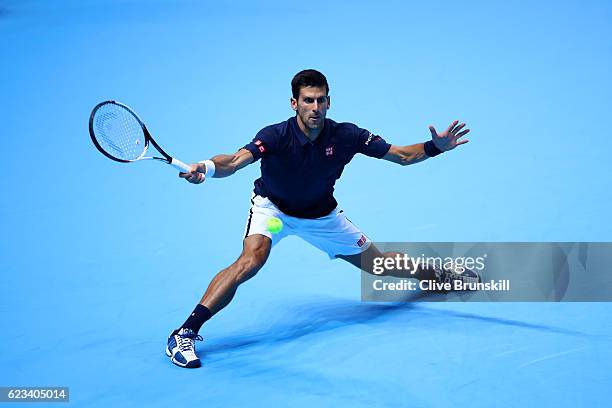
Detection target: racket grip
<box><xmin>170</xmin><ymin>158</ymin><xmax>193</xmax><ymax>173</ymax></box>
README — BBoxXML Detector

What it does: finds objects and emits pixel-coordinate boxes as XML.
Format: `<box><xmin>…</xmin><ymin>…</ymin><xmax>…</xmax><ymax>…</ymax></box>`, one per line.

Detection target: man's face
<box><xmin>291</xmin><ymin>86</ymin><xmax>330</xmax><ymax>131</ymax></box>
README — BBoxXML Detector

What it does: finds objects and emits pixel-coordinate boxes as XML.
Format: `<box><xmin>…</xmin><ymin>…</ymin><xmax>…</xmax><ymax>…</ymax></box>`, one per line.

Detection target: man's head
<box><xmin>290</xmin><ymin>69</ymin><xmax>330</xmax><ymax>131</ymax></box>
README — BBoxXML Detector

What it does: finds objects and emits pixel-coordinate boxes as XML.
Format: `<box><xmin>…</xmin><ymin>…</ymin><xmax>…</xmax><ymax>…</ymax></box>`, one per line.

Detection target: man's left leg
<box><xmin>336</xmin><ymin>244</ymin><xmax>481</xmax><ymax>293</ymax></box>
<box><xmin>336</xmin><ymin>244</ymin><xmax>435</xmax><ymax>280</ymax></box>
<box><xmin>293</xmin><ymin>208</ymin><xmax>479</xmax><ymax>285</ymax></box>
<box><xmin>337</xmin><ymin>244</ymin><xmax>481</xmax><ymax>286</ymax></box>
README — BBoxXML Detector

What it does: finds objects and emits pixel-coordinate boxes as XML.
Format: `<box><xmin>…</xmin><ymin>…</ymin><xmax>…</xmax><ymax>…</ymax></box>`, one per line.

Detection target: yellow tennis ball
<box><xmin>266</xmin><ymin>216</ymin><xmax>283</xmax><ymax>234</ymax></box>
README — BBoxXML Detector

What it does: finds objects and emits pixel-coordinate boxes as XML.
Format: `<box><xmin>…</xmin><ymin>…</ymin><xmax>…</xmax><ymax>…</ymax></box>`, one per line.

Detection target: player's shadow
<box><xmin>202</xmin><ymin>294</ymin><xmax>593</xmax><ymax>357</ymax></box>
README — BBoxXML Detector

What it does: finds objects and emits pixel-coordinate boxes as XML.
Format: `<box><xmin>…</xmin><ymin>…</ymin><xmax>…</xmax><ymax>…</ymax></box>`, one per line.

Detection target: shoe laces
<box><xmin>434</xmin><ymin>264</ymin><xmax>479</xmax><ymax>284</ymax></box>
<box><xmin>434</xmin><ymin>267</ymin><xmax>480</xmax><ymax>283</ymax></box>
<box><xmin>177</xmin><ymin>329</ymin><xmax>203</xmax><ymax>353</ymax></box>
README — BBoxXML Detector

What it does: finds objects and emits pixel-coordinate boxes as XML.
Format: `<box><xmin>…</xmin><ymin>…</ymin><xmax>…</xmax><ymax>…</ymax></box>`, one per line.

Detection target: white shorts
<box><xmin>243</xmin><ymin>194</ymin><xmax>372</xmax><ymax>259</ymax></box>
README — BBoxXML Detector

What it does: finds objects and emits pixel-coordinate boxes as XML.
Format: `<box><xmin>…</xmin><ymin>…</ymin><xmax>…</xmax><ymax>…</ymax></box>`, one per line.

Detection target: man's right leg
<box><xmin>166</xmin><ymin>234</ymin><xmax>271</xmax><ymax>368</ymax></box>
<box><xmin>199</xmin><ymin>234</ymin><xmax>271</xmax><ymax>314</ymax></box>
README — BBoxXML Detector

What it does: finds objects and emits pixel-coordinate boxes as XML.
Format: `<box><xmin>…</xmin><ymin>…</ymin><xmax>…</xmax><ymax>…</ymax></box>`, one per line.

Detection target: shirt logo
<box><xmin>365</xmin><ymin>133</ymin><xmax>381</xmax><ymax>146</ymax></box>
<box><xmin>255</xmin><ymin>140</ymin><xmax>262</xmax><ymax>146</ymax></box>
<box><xmin>357</xmin><ymin>234</ymin><xmax>367</xmax><ymax>247</ymax></box>
<box><xmin>258</xmin><ymin>145</ymin><xmax>266</xmax><ymax>153</ymax></box>
<box><xmin>325</xmin><ymin>146</ymin><xmax>334</xmax><ymax>156</ymax></box>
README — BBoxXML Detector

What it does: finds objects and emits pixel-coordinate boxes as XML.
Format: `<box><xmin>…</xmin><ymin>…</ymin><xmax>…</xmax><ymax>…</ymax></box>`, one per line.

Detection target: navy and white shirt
<box><xmin>243</xmin><ymin>116</ymin><xmax>391</xmax><ymax>219</ymax></box>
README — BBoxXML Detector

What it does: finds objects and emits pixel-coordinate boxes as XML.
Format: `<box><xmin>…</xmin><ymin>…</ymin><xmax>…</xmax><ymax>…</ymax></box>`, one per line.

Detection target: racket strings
<box><xmin>93</xmin><ymin>104</ymin><xmax>147</xmax><ymax>161</ymax></box>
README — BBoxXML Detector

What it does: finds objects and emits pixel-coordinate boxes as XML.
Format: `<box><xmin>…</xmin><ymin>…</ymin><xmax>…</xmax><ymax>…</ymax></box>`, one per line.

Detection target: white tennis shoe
<box><xmin>166</xmin><ymin>328</ymin><xmax>203</xmax><ymax>368</ymax></box>
<box><xmin>434</xmin><ymin>263</ymin><xmax>481</xmax><ymax>292</ymax></box>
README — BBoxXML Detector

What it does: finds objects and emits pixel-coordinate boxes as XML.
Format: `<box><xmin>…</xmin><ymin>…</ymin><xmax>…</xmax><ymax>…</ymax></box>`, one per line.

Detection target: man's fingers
<box><xmin>453</xmin><ymin>123</ymin><xmax>466</xmax><ymax>134</ymax></box>
<box><xmin>428</xmin><ymin>125</ymin><xmax>438</xmax><ymax>138</ymax></box>
<box><xmin>188</xmin><ymin>173</ymin><xmax>205</xmax><ymax>184</ymax></box>
<box><xmin>446</xmin><ymin>120</ymin><xmax>459</xmax><ymax>134</ymax></box>
<box><xmin>179</xmin><ymin>171</ymin><xmax>205</xmax><ymax>184</ymax></box>
<box><xmin>456</xmin><ymin>129</ymin><xmax>470</xmax><ymax>138</ymax></box>
<box><xmin>455</xmin><ymin>139</ymin><xmax>469</xmax><ymax>146</ymax></box>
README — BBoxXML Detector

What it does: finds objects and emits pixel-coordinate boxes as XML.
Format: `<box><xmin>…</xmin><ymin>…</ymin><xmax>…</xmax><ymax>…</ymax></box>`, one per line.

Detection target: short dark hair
<box><xmin>291</xmin><ymin>69</ymin><xmax>329</xmax><ymax>99</ymax></box>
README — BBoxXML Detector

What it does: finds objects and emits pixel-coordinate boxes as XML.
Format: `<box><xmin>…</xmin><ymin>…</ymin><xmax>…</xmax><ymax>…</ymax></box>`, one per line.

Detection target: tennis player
<box><xmin>166</xmin><ymin>69</ymin><xmax>478</xmax><ymax>368</ymax></box>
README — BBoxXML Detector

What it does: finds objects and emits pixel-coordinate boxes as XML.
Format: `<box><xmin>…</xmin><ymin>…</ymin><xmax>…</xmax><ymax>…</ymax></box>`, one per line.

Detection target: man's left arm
<box><xmin>382</xmin><ymin>120</ymin><xmax>470</xmax><ymax>166</ymax></box>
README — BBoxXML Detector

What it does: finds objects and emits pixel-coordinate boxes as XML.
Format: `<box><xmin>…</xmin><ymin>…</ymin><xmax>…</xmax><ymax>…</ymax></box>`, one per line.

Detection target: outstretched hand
<box><xmin>428</xmin><ymin>120</ymin><xmax>470</xmax><ymax>152</ymax></box>
<box><xmin>179</xmin><ymin>163</ymin><xmax>206</xmax><ymax>184</ymax></box>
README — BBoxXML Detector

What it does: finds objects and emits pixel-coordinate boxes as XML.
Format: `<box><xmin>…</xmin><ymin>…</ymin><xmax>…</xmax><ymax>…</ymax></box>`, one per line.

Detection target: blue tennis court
<box><xmin>1</xmin><ymin>1</ymin><xmax>611</xmax><ymax>406</ymax></box>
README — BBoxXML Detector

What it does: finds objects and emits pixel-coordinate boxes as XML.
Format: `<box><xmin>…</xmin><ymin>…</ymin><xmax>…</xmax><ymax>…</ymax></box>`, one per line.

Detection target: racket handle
<box><xmin>170</xmin><ymin>158</ymin><xmax>192</xmax><ymax>173</ymax></box>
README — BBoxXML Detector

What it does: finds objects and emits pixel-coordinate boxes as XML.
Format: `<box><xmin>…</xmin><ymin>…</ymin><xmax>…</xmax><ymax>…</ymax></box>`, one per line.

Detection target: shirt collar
<box><xmin>291</xmin><ymin>116</ymin><xmax>328</xmax><ymax>146</ymax></box>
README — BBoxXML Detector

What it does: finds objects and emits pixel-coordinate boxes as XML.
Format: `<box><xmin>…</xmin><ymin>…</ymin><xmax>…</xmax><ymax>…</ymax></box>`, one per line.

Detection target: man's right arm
<box><xmin>180</xmin><ymin>148</ymin><xmax>254</xmax><ymax>184</ymax></box>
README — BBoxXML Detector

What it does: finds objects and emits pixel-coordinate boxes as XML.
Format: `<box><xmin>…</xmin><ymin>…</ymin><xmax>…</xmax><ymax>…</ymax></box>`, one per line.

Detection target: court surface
<box><xmin>1</xmin><ymin>1</ymin><xmax>611</xmax><ymax>407</ymax></box>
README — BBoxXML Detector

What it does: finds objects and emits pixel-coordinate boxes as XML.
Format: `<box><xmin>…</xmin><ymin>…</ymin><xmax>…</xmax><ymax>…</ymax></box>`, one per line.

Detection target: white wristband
<box><xmin>198</xmin><ymin>160</ymin><xmax>216</xmax><ymax>178</ymax></box>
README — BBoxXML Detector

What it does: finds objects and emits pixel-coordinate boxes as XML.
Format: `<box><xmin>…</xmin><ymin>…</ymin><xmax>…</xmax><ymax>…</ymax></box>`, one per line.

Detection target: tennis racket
<box><xmin>89</xmin><ymin>100</ymin><xmax>193</xmax><ymax>173</ymax></box>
